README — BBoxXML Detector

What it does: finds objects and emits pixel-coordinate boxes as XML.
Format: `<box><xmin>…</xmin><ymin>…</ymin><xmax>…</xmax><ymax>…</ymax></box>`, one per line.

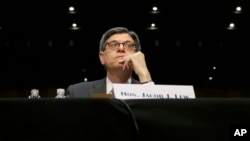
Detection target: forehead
<box><xmin>107</xmin><ymin>33</ymin><xmax>134</xmax><ymax>42</ymax></box>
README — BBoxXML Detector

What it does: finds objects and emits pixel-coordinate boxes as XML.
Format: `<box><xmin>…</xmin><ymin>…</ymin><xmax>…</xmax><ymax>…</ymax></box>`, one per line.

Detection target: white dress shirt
<box><xmin>106</xmin><ymin>77</ymin><xmax>132</xmax><ymax>94</ymax></box>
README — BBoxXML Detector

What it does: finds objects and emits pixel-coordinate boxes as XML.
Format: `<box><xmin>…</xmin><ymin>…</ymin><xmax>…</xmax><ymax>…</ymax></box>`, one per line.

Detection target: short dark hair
<box><xmin>99</xmin><ymin>27</ymin><xmax>141</xmax><ymax>51</ymax></box>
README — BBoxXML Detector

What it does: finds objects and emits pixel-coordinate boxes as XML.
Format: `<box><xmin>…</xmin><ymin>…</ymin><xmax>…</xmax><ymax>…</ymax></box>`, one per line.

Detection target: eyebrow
<box><xmin>108</xmin><ymin>40</ymin><xmax>134</xmax><ymax>43</ymax></box>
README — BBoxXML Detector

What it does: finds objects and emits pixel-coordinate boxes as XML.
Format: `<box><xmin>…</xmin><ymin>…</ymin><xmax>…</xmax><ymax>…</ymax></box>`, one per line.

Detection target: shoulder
<box><xmin>69</xmin><ymin>79</ymin><xmax>101</xmax><ymax>87</ymax></box>
<box><xmin>66</xmin><ymin>78</ymin><xmax>106</xmax><ymax>98</ymax></box>
<box><xmin>68</xmin><ymin>78</ymin><xmax>105</xmax><ymax>89</ymax></box>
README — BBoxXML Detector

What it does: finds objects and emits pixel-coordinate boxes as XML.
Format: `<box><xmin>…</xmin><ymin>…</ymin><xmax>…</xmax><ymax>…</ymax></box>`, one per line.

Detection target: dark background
<box><xmin>0</xmin><ymin>0</ymin><xmax>249</xmax><ymax>97</ymax></box>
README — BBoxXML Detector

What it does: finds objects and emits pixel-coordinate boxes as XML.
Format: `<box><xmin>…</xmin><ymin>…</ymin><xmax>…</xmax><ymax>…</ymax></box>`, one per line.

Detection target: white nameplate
<box><xmin>112</xmin><ymin>84</ymin><xmax>195</xmax><ymax>99</ymax></box>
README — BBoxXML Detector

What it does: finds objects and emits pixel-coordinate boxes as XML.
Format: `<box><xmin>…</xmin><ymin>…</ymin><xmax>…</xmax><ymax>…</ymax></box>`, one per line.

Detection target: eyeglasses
<box><xmin>105</xmin><ymin>41</ymin><xmax>136</xmax><ymax>51</ymax></box>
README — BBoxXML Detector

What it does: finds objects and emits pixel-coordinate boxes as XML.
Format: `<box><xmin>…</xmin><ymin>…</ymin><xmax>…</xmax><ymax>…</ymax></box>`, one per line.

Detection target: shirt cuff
<box><xmin>140</xmin><ymin>80</ymin><xmax>154</xmax><ymax>85</ymax></box>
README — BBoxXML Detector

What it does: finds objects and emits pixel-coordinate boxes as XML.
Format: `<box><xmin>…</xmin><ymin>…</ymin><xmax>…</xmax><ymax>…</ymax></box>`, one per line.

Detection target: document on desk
<box><xmin>112</xmin><ymin>84</ymin><xmax>195</xmax><ymax>99</ymax></box>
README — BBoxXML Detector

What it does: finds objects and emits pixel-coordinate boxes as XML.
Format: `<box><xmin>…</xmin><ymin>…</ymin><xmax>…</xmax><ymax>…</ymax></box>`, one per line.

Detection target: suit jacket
<box><xmin>66</xmin><ymin>77</ymin><xmax>140</xmax><ymax>98</ymax></box>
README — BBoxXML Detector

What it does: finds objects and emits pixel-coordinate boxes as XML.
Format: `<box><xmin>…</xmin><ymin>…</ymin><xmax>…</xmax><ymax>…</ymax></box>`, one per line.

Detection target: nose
<box><xmin>117</xmin><ymin>43</ymin><xmax>125</xmax><ymax>51</ymax></box>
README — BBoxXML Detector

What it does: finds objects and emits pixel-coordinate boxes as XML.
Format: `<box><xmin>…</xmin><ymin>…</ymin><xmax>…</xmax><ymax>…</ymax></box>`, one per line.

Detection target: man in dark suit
<box><xmin>66</xmin><ymin>27</ymin><xmax>153</xmax><ymax>98</ymax></box>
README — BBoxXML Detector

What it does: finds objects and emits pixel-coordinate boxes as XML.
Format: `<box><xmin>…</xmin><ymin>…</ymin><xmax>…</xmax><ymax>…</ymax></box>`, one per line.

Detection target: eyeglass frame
<box><xmin>104</xmin><ymin>41</ymin><xmax>137</xmax><ymax>51</ymax></box>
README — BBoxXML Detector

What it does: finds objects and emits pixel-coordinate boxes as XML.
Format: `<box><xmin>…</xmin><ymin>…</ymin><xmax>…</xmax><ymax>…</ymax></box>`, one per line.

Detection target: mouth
<box><xmin>116</xmin><ymin>56</ymin><xmax>125</xmax><ymax>64</ymax></box>
<box><xmin>118</xmin><ymin>61</ymin><xmax>125</xmax><ymax>64</ymax></box>
<box><xmin>116</xmin><ymin>55</ymin><xmax>125</xmax><ymax>58</ymax></box>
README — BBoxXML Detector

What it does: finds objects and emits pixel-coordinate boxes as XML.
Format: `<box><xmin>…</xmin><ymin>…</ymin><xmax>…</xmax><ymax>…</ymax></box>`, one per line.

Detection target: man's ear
<box><xmin>99</xmin><ymin>51</ymin><xmax>104</xmax><ymax>65</ymax></box>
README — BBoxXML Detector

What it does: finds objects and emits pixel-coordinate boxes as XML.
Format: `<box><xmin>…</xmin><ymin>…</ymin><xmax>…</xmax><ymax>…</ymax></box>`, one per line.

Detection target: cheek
<box><xmin>101</xmin><ymin>52</ymin><xmax>112</xmax><ymax>64</ymax></box>
<box><xmin>105</xmin><ymin>55</ymin><xmax>113</xmax><ymax>63</ymax></box>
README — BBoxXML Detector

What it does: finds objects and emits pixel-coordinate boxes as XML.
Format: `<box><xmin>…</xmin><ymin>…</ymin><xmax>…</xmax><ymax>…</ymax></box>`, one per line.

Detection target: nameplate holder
<box><xmin>91</xmin><ymin>93</ymin><xmax>113</xmax><ymax>99</ymax></box>
<box><xmin>112</xmin><ymin>84</ymin><xmax>195</xmax><ymax>99</ymax></box>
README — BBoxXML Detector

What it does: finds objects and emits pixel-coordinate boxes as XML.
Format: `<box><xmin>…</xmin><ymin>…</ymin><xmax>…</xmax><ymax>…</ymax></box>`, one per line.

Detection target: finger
<box><xmin>125</xmin><ymin>60</ymin><xmax>132</xmax><ymax>70</ymax></box>
<box><xmin>122</xmin><ymin>60</ymin><xmax>127</xmax><ymax>70</ymax></box>
<box><xmin>123</xmin><ymin>60</ymin><xmax>129</xmax><ymax>70</ymax></box>
<box><xmin>123</xmin><ymin>58</ymin><xmax>131</xmax><ymax>70</ymax></box>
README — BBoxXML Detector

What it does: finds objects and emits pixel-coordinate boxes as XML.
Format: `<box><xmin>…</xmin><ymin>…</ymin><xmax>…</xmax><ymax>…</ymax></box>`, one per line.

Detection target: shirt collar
<box><xmin>106</xmin><ymin>77</ymin><xmax>132</xmax><ymax>94</ymax></box>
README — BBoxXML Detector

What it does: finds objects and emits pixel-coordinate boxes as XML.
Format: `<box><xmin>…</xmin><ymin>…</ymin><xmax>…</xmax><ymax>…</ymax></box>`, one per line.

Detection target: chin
<box><xmin>112</xmin><ymin>65</ymin><xmax>124</xmax><ymax>70</ymax></box>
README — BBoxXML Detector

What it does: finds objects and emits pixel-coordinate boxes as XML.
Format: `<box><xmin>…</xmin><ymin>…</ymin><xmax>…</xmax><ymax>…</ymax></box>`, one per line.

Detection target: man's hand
<box><xmin>118</xmin><ymin>51</ymin><xmax>152</xmax><ymax>83</ymax></box>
